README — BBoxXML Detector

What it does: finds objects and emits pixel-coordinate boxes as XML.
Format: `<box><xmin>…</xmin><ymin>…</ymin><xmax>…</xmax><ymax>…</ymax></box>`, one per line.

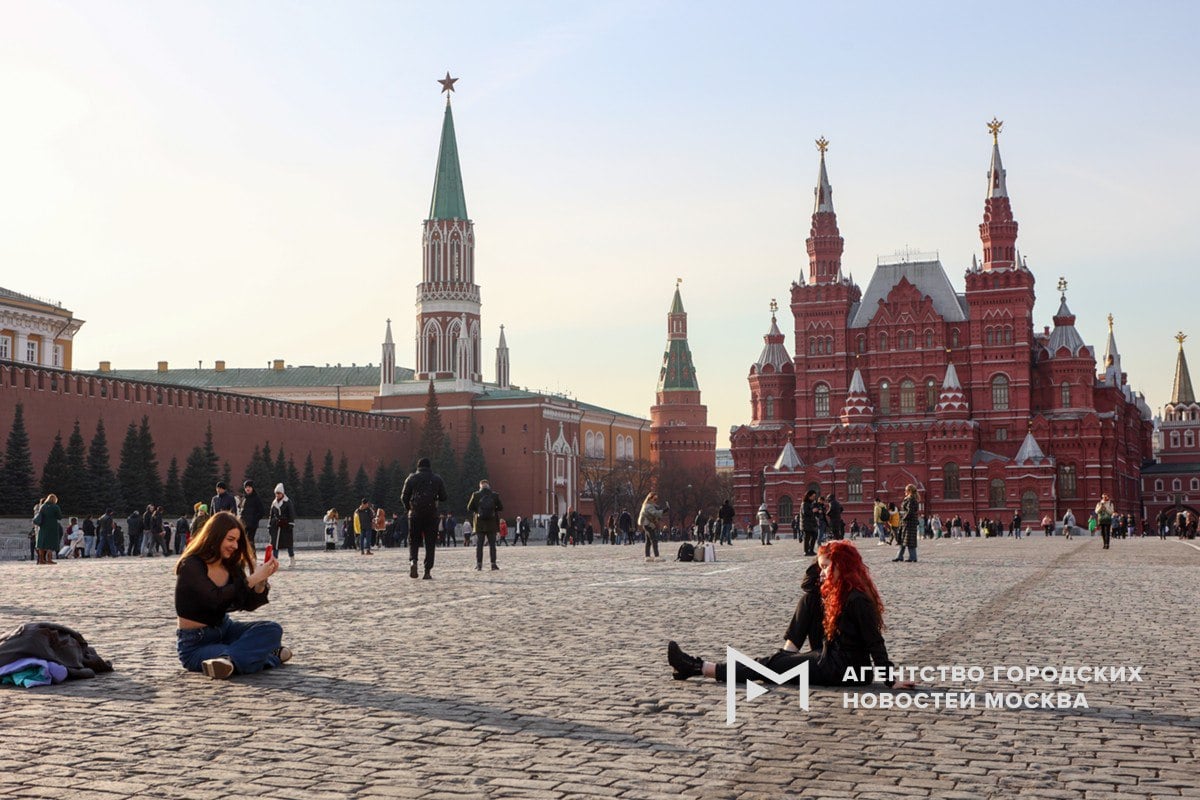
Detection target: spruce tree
<box><xmin>386</xmin><ymin>460</ymin><xmax>407</xmax><ymax>514</ymax></box>
<box><xmin>202</xmin><ymin>423</ymin><xmax>220</xmax><ymax>490</ymax></box>
<box><xmin>273</xmin><ymin>446</ymin><xmax>288</xmax><ymax>490</ymax></box>
<box><xmin>371</xmin><ymin>463</ymin><xmax>390</xmax><ymax>508</ymax></box>
<box><xmin>222</xmin><ymin>462</ymin><xmax>232</xmax><ymax>488</ymax></box>
<box><xmin>285</xmin><ymin>457</ymin><xmax>301</xmax><ymax>515</ymax></box>
<box><xmin>64</xmin><ymin>421</ymin><xmax>90</xmax><ymax>513</ymax></box>
<box><xmin>182</xmin><ymin>446</ymin><xmax>210</xmax><ymax>510</ymax></box>
<box><xmin>353</xmin><ymin>464</ymin><xmax>371</xmax><ymax>507</ymax></box>
<box><xmin>335</xmin><ymin>454</ymin><xmax>355</xmax><ymax>514</ymax></box>
<box><xmin>0</xmin><ymin>404</ymin><xmax>38</xmax><ymax>515</ymax></box>
<box><xmin>164</xmin><ymin>457</ymin><xmax>186</xmax><ymax>516</ymax></box>
<box><xmin>437</xmin><ymin>440</ymin><xmax>458</xmax><ymax>514</ymax></box>
<box><xmin>318</xmin><ymin>450</ymin><xmax>338</xmax><ymax>512</ymax></box>
<box><xmin>87</xmin><ymin>418</ymin><xmax>121</xmax><ymax>513</ymax></box>
<box><xmin>300</xmin><ymin>453</ymin><xmax>319</xmax><ymax>517</ymax></box>
<box><xmin>138</xmin><ymin>416</ymin><xmax>163</xmax><ymax>504</ymax></box>
<box><xmin>246</xmin><ymin>442</ymin><xmax>274</xmax><ymax>496</ymax></box>
<box><xmin>40</xmin><ymin>432</ymin><xmax>69</xmax><ymax>504</ymax></box>
<box><xmin>416</xmin><ymin>380</ymin><xmax>446</xmax><ymax>462</ymax></box>
<box><xmin>117</xmin><ymin>421</ymin><xmax>147</xmax><ymax>510</ymax></box>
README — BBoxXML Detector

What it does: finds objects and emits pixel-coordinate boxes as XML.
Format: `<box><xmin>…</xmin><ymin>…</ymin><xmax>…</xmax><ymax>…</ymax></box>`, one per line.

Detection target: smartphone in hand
<box><xmin>263</xmin><ymin>544</ymin><xmax>274</xmax><ymax>565</ymax></box>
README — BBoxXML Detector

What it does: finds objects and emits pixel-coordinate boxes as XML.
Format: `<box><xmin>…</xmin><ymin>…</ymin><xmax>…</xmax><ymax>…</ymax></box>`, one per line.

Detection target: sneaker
<box><xmin>287</xmin><ymin>557</ymin><xmax>295</xmax><ymax>569</ymax></box>
<box><xmin>667</xmin><ymin>641</ymin><xmax>703</xmax><ymax>681</ymax></box>
<box><xmin>475</xmin><ymin>563</ymin><xmax>482</xmax><ymax>571</ymax></box>
<box><xmin>201</xmin><ymin>657</ymin><xmax>234</xmax><ymax>679</ymax></box>
<box><xmin>410</xmin><ymin>562</ymin><xmax>419</xmax><ymax>579</ymax></box>
<box><xmin>645</xmin><ymin>556</ymin><xmax>654</xmax><ymax>562</ymax></box>
<box><xmin>274</xmin><ymin>646</ymin><xmax>292</xmax><ymax>664</ymax></box>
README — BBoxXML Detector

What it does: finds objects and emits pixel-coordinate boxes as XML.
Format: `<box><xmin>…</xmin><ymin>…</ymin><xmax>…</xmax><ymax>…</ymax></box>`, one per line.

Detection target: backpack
<box><xmin>676</xmin><ymin>543</ymin><xmax>695</xmax><ymax>562</ymax></box>
<box><xmin>409</xmin><ymin>475</ymin><xmax>439</xmax><ymax>513</ymax></box>
<box><xmin>477</xmin><ymin>491</ymin><xmax>497</xmax><ymax>521</ymax></box>
<box><xmin>876</xmin><ymin>504</ymin><xmax>888</xmax><ymax>524</ymax></box>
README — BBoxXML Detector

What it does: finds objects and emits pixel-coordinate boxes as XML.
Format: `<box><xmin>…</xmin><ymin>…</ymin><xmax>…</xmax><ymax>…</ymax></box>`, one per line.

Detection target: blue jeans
<box><xmin>176</xmin><ymin>616</ymin><xmax>283</xmax><ymax>675</ymax></box>
<box><xmin>897</xmin><ymin>545</ymin><xmax>917</xmax><ymax>562</ymax></box>
<box><xmin>875</xmin><ymin>523</ymin><xmax>889</xmax><ymax>542</ymax></box>
<box><xmin>720</xmin><ymin>521</ymin><xmax>732</xmax><ymax>545</ymax></box>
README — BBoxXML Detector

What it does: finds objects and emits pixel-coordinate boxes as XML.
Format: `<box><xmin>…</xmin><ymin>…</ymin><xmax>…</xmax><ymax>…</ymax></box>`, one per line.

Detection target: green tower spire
<box><xmin>657</xmin><ymin>282</ymin><xmax>700</xmax><ymax>393</ymax></box>
<box><xmin>429</xmin><ymin>91</ymin><xmax>468</xmax><ymax>221</ymax></box>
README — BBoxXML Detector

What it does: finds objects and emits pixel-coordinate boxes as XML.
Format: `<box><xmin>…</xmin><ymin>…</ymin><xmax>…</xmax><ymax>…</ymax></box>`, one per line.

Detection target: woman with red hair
<box><xmin>667</xmin><ymin>540</ymin><xmax>912</xmax><ymax>688</ymax></box>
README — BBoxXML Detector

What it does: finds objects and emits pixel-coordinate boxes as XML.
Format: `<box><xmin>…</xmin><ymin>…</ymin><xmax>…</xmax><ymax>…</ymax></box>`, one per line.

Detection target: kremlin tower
<box><xmin>649</xmin><ymin>282</ymin><xmax>716</xmax><ymax>477</ymax></box>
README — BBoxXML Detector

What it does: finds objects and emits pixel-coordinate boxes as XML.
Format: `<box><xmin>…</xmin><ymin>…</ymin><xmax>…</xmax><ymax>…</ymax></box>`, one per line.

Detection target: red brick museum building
<box><xmin>731</xmin><ymin>127</ymin><xmax>1154</xmax><ymax>526</ymax></box>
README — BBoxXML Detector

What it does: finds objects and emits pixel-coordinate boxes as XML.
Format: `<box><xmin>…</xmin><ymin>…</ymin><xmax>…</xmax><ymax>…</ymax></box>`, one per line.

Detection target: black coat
<box><xmin>240</xmin><ymin>491</ymin><xmax>266</xmax><ymax>530</ymax></box>
<box><xmin>400</xmin><ymin>466</ymin><xmax>448</xmax><ymax>519</ymax></box>
<box><xmin>0</xmin><ymin>622</ymin><xmax>113</xmax><ymax>680</ymax></box>
<box><xmin>269</xmin><ymin>499</ymin><xmax>295</xmax><ymax>548</ymax></box>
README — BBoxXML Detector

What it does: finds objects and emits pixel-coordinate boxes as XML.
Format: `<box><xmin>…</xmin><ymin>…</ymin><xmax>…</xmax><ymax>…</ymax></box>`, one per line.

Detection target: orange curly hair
<box><xmin>817</xmin><ymin>540</ymin><xmax>885</xmax><ymax>641</ymax></box>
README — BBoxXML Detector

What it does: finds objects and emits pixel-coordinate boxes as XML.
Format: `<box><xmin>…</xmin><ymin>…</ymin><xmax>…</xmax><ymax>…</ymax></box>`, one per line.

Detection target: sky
<box><xmin>2</xmin><ymin>1</ymin><xmax>1198</xmax><ymax>445</ymax></box>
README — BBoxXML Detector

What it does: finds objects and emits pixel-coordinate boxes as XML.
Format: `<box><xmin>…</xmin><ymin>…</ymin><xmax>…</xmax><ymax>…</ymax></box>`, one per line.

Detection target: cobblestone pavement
<box><xmin>1</xmin><ymin>535</ymin><xmax>1197</xmax><ymax>799</ymax></box>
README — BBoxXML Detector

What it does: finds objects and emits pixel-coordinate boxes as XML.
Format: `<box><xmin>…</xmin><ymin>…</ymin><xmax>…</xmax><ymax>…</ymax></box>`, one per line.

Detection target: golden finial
<box><xmin>1177</xmin><ymin>331</ymin><xmax>1188</xmax><ymax>348</ymax></box>
<box><xmin>769</xmin><ymin>298</ymin><xmax>778</xmax><ymax>316</ymax></box>
<box><xmin>987</xmin><ymin>117</ymin><xmax>1003</xmax><ymax>144</ymax></box>
<box><xmin>1056</xmin><ymin>276</ymin><xmax>1068</xmax><ymax>296</ymax></box>
<box><xmin>1107</xmin><ymin>313</ymin><xmax>1114</xmax><ymax>332</ymax></box>
<box><xmin>676</xmin><ymin>277</ymin><xmax>682</xmax><ymax>286</ymax></box>
<box><xmin>815</xmin><ymin>136</ymin><xmax>829</xmax><ymax>154</ymax></box>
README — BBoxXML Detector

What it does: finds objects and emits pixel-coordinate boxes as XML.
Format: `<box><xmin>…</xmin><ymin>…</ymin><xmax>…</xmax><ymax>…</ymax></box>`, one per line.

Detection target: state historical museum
<box><xmin>731</xmin><ymin>124</ymin><xmax>1153</xmax><ymax>526</ymax></box>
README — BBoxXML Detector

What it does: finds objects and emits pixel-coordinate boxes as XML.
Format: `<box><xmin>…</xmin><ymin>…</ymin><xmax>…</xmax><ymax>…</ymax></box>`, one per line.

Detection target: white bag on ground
<box><xmin>702</xmin><ymin>543</ymin><xmax>716</xmax><ymax>563</ymax></box>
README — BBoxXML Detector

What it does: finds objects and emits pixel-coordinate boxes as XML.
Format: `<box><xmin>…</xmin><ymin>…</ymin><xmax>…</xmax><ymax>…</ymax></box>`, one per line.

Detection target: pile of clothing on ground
<box><xmin>0</xmin><ymin>622</ymin><xmax>113</xmax><ymax>688</ymax></box>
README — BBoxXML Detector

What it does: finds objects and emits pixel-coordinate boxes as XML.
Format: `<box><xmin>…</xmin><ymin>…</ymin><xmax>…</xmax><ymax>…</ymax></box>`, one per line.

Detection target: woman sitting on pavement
<box><xmin>174</xmin><ymin>511</ymin><xmax>290</xmax><ymax>679</ymax></box>
<box><xmin>667</xmin><ymin>540</ymin><xmax>914</xmax><ymax>690</ymax></box>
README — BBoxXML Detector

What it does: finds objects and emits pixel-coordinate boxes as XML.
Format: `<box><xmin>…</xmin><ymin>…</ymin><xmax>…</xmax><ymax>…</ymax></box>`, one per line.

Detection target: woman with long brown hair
<box><xmin>667</xmin><ymin>540</ymin><xmax>913</xmax><ymax>688</ymax></box>
<box><xmin>174</xmin><ymin>511</ymin><xmax>290</xmax><ymax>679</ymax></box>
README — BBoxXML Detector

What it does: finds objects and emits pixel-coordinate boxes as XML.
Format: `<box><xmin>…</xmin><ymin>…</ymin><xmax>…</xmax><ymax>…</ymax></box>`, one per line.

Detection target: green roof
<box><xmin>471</xmin><ymin>386</ymin><xmax>647</xmax><ymax>422</ymax></box>
<box><xmin>88</xmin><ymin>365</ymin><xmax>413</xmax><ymax>389</ymax></box>
<box><xmin>657</xmin><ymin>340</ymin><xmax>699</xmax><ymax>392</ymax></box>
<box><xmin>670</xmin><ymin>286</ymin><xmax>685</xmax><ymax>314</ymax></box>
<box><xmin>429</xmin><ymin>102</ymin><xmax>468</xmax><ymax>220</ymax></box>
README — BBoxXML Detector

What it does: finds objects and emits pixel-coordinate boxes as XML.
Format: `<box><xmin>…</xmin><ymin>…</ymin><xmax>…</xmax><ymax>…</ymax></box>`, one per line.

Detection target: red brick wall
<box><xmin>1</xmin><ymin>364</ymin><xmax>412</xmax><ymax>490</ymax></box>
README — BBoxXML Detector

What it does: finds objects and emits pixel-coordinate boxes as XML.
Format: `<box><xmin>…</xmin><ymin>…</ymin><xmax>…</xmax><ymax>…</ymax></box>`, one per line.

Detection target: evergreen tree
<box><xmin>436</xmin><ymin>440</ymin><xmax>459</xmax><ymax>514</ymax></box>
<box><xmin>416</xmin><ymin>380</ymin><xmax>446</xmax><ymax>463</ymax></box>
<box><xmin>164</xmin><ymin>457</ymin><xmax>186</xmax><ymax>516</ymax></box>
<box><xmin>353</xmin><ymin>464</ymin><xmax>371</xmax><ymax>507</ymax></box>
<box><xmin>202</xmin><ymin>423</ymin><xmax>220</xmax><ymax>490</ymax></box>
<box><xmin>222</xmin><ymin>461</ymin><xmax>232</xmax><ymax>488</ymax></box>
<box><xmin>273</xmin><ymin>446</ymin><xmax>288</xmax><ymax>489</ymax></box>
<box><xmin>182</xmin><ymin>446</ymin><xmax>210</xmax><ymax>510</ymax></box>
<box><xmin>40</xmin><ymin>432</ymin><xmax>69</xmax><ymax>504</ymax></box>
<box><xmin>285</xmin><ymin>457</ymin><xmax>302</xmax><ymax>515</ymax></box>
<box><xmin>318</xmin><ymin>450</ymin><xmax>338</xmax><ymax>512</ymax></box>
<box><xmin>86</xmin><ymin>418</ymin><xmax>121</xmax><ymax>513</ymax></box>
<box><xmin>371</xmin><ymin>463</ymin><xmax>390</xmax><ymax>508</ymax></box>
<box><xmin>300</xmin><ymin>453</ymin><xmax>319</xmax><ymax>517</ymax></box>
<box><xmin>245</xmin><ymin>442</ymin><xmax>274</xmax><ymax>497</ymax></box>
<box><xmin>386</xmin><ymin>460</ymin><xmax>408</xmax><ymax>514</ymax></box>
<box><xmin>138</xmin><ymin>416</ymin><xmax>163</xmax><ymax>503</ymax></box>
<box><xmin>64</xmin><ymin>421</ymin><xmax>90</xmax><ymax>513</ymax></box>
<box><xmin>335</xmin><ymin>454</ymin><xmax>355</xmax><ymax>514</ymax></box>
<box><xmin>117</xmin><ymin>421</ymin><xmax>147</xmax><ymax>510</ymax></box>
<box><xmin>0</xmin><ymin>404</ymin><xmax>37</xmax><ymax>515</ymax></box>
<box><xmin>458</xmin><ymin>415</ymin><xmax>489</xmax><ymax>512</ymax></box>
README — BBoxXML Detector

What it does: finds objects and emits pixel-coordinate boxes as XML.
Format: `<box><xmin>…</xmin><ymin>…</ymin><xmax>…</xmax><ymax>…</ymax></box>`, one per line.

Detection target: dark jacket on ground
<box><xmin>0</xmin><ymin>622</ymin><xmax>113</xmax><ymax>680</ymax></box>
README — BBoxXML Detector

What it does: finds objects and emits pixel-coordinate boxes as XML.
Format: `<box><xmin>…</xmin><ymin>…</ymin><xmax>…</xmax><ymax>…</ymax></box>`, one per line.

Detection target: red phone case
<box><xmin>264</xmin><ymin>545</ymin><xmax>274</xmax><ymax>564</ymax></box>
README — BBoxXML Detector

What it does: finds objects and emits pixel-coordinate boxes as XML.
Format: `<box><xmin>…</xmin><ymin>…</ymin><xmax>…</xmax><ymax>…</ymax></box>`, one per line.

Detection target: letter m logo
<box><xmin>726</xmin><ymin>646</ymin><xmax>810</xmax><ymax>725</ymax></box>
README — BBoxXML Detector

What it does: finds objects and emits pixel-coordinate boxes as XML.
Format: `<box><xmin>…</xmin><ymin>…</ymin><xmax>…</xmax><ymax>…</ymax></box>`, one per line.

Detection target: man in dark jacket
<box><xmin>96</xmin><ymin>511</ymin><xmax>115</xmax><ymax>558</ymax></box>
<box><xmin>718</xmin><ymin>499</ymin><xmax>735</xmax><ymax>546</ymax></box>
<box><xmin>618</xmin><ymin>509</ymin><xmax>633</xmax><ymax>545</ymax></box>
<box><xmin>211</xmin><ymin>481</ymin><xmax>237</xmax><ymax>515</ymax></box>
<box><xmin>126</xmin><ymin>510</ymin><xmax>143</xmax><ymax>556</ymax></box>
<box><xmin>466</xmin><ymin>479</ymin><xmax>504</xmax><ymax>571</ymax></box>
<box><xmin>828</xmin><ymin>494</ymin><xmax>844</xmax><ymax>540</ymax></box>
<box><xmin>239</xmin><ymin>480</ymin><xmax>266</xmax><ymax>546</ymax></box>
<box><xmin>401</xmin><ymin>457</ymin><xmax>448</xmax><ymax>580</ymax></box>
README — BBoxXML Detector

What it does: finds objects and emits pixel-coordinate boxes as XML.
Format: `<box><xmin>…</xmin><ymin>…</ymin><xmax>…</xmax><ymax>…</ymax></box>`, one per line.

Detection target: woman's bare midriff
<box><xmin>177</xmin><ymin>617</ymin><xmax>207</xmax><ymax>630</ymax></box>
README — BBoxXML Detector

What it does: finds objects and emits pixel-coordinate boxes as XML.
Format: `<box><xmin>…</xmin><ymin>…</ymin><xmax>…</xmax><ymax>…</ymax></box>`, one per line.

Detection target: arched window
<box><xmin>1061</xmin><ymin>382</ymin><xmax>1071</xmax><ymax>407</ymax></box>
<box><xmin>1170</xmin><ymin>431</ymin><xmax>1180</xmax><ymax>448</ymax></box>
<box><xmin>857</xmin><ymin>335</ymin><xmax>865</xmax><ymax>354</ymax></box>
<box><xmin>765</xmin><ymin>396</ymin><xmax>775</xmax><ymax>420</ymax></box>
<box><xmin>808</xmin><ymin>338</ymin><xmax>816</xmax><ymax>356</ymax></box>
<box><xmin>814</xmin><ymin>384</ymin><xmax>830</xmax><ymax>417</ymax></box>
<box><xmin>879</xmin><ymin>381</ymin><xmax>891</xmax><ymax>415</ymax></box>
<box><xmin>925</xmin><ymin>379</ymin><xmax>937</xmax><ymax>412</ymax></box>
<box><xmin>943</xmin><ymin>463</ymin><xmax>960</xmax><ymax>499</ymax></box>
<box><xmin>950</xmin><ymin>329</ymin><xmax>959</xmax><ymax>348</ymax></box>
<box><xmin>847</xmin><ymin>466</ymin><xmax>863</xmax><ymax>502</ymax></box>
<box><xmin>1155</xmin><ymin>479</ymin><xmax>1163</xmax><ymax>492</ymax></box>
<box><xmin>1058</xmin><ymin>464</ymin><xmax>1077</xmax><ymax>498</ymax></box>
<box><xmin>991</xmin><ymin>374</ymin><xmax>1010</xmax><ymax>410</ymax></box>
<box><xmin>585</xmin><ymin>431</ymin><xmax>595</xmax><ymax>457</ymax></box>
<box><xmin>1173</xmin><ymin>479</ymin><xmax>1182</xmax><ymax>491</ymax></box>
<box><xmin>879</xmin><ymin>332</ymin><xmax>889</xmax><ymax>351</ymax></box>
<box><xmin>889</xmin><ymin>442</ymin><xmax>899</xmax><ymax>463</ymax></box>
<box><xmin>989</xmin><ymin>478</ymin><xmax>1006</xmax><ymax>508</ymax></box>
<box><xmin>596</xmin><ymin>433</ymin><xmax>605</xmax><ymax>458</ymax></box>
<box><xmin>904</xmin><ymin>442</ymin><xmax>914</xmax><ymax>463</ymax></box>
<box><xmin>826</xmin><ymin>336</ymin><xmax>834</xmax><ymax>355</ymax></box>
<box><xmin>778</xmin><ymin>495</ymin><xmax>793</xmax><ymax>521</ymax></box>
<box><xmin>924</xmin><ymin>330</ymin><xmax>933</xmax><ymax>349</ymax></box>
<box><xmin>900</xmin><ymin>379</ymin><xmax>916</xmax><ymax>414</ymax></box>
<box><xmin>1021</xmin><ymin>490</ymin><xmax>1038</xmax><ymax>519</ymax></box>
<box><xmin>986</xmin><ymin>328</ymin><xmax>994</xmax><ymax>346</ymax></box>
<box><xmin>1186</xmin><ymin>430</ymin><xmax>1195</xmax><ymax>448</ymax></box>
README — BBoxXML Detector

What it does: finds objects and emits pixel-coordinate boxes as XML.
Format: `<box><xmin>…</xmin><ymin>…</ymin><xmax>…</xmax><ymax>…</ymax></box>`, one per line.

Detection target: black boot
<box><xmin>667</xmin><ymin>641</ymin><xmax>703</xmax><ymax>681</ymax></box>
<box><xmin>410</xmin><ymin>562</ymin><xmax>418</xmax><ymax>579</ymax></box>
<box><xmin>423</xmin><ymin>570</ymin><xmax>432</xmax><ymax>580</ymax></box>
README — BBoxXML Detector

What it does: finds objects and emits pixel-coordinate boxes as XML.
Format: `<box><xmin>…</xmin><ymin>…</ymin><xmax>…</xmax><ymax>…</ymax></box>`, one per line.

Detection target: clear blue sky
<box><xmin>2</xmin><ymin>1</ymin><xmax>1197</xmax><ymax>443</ymax></box>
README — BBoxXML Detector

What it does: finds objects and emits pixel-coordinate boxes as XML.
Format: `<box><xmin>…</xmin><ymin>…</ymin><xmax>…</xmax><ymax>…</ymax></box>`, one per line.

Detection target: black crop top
<box><xmin>175</xmin><ymin>555</ymin><xmax>269</xmax><ymax>627</ymax></box>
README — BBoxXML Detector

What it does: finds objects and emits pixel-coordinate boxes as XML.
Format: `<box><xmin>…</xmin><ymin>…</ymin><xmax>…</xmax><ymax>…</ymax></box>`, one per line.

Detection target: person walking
<box><xmin>518</xmin><ymin>515</ymin><xmax>530</xmax><ymax>546</ymax></box>
<box><xmin>401</xmin><ymin>457</ymin><xmax>448</xmax><ymax>579</ymax></box>
<box><xmin>893</xmin><ymin>484</ymin><xmax>920</xmax><ymax>563</ymax></box>
<box><xmin>757</xmin><ymin>503</ymin><xmax>773</xmax><ymax>545</ymax></box>
<box><xmin>467</xmin><ymin>479</ymin><xmax>504</xmax><ymax>571</ymax></box>
<box><xmin>498</xmin><ymin>517</ymin><xmax>509</xmax><ymax>547</ymax></box>
<box><xmin>322</xmin><ymin>509</ymin><xmax>339</xmax><ymax>551</ymax></box>
<box><xmin>269</xmin><ymin>483</ymin><xmax>296</xmax><ymax>569</ymax></box>
<box><xmin>126</xmin><ymin>508</ymin><xmax>144</xmax><ymax>556</ymax></box>
<box><xmin>718</xmin><ymin>499</ymin><xmax>735</xmax><ymax>546</ymax></box>
<box><xmin>638</xmin><ymin>492</ymin><xmax>667</xmax><ymax>562</ymax></box>
<box><xmin>800</xmin><ymin>489</ymin><xmax>819</xmax><ymax>556</ymax></box>
<box><xmin>354</xmin><ymin>499</ymin><xmax>374</xmax><ymax>556</ymax></box>
<box><xmin>1062</xmin><ymin>509</ymin><xmax>1076</xmax><ymax>540</ymax></box>
<box><xmin>619</xmin><ymin>508</ymin><xmax>634</xmax><ymax>546</ymax></box>
<box><xmin>96</xmin><ymin>510</ymin><xmax>116</xmax><ymax>558</ymax></box>
<box><xmin>211</xmin><ymin>482</ymin><xmax>237</xmax><ymax>516</ymax></box>
<box><xmin>82</xmin><ymin>515</ymin><xmax>96</xmax><ymax>558</ymax></box>
<box><xmin>827</xmin><ymin>493</ymin><xmax>844</xmax><ymax>540</ymax></box>
<box><xmin>872</xmin><ymin>496</ymin><xmax>890</xmax><ymax>545</ymax></box>
<box><xmin>1095</xmin><ymin>493</ymin><xmax>1115</xmax><ymax>550</ymax></box>
<box><xmin>239</xmin><ymin>480</ymin><xmax>266</xmax><ymax>548</ymax></box>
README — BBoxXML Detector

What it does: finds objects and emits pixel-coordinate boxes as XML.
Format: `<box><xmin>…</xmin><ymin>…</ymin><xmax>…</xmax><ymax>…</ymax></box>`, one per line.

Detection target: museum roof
<box><xmin>848</xmin><ymin>259</ymin><xmax>968</xmax><ymax>328</ymax></box>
